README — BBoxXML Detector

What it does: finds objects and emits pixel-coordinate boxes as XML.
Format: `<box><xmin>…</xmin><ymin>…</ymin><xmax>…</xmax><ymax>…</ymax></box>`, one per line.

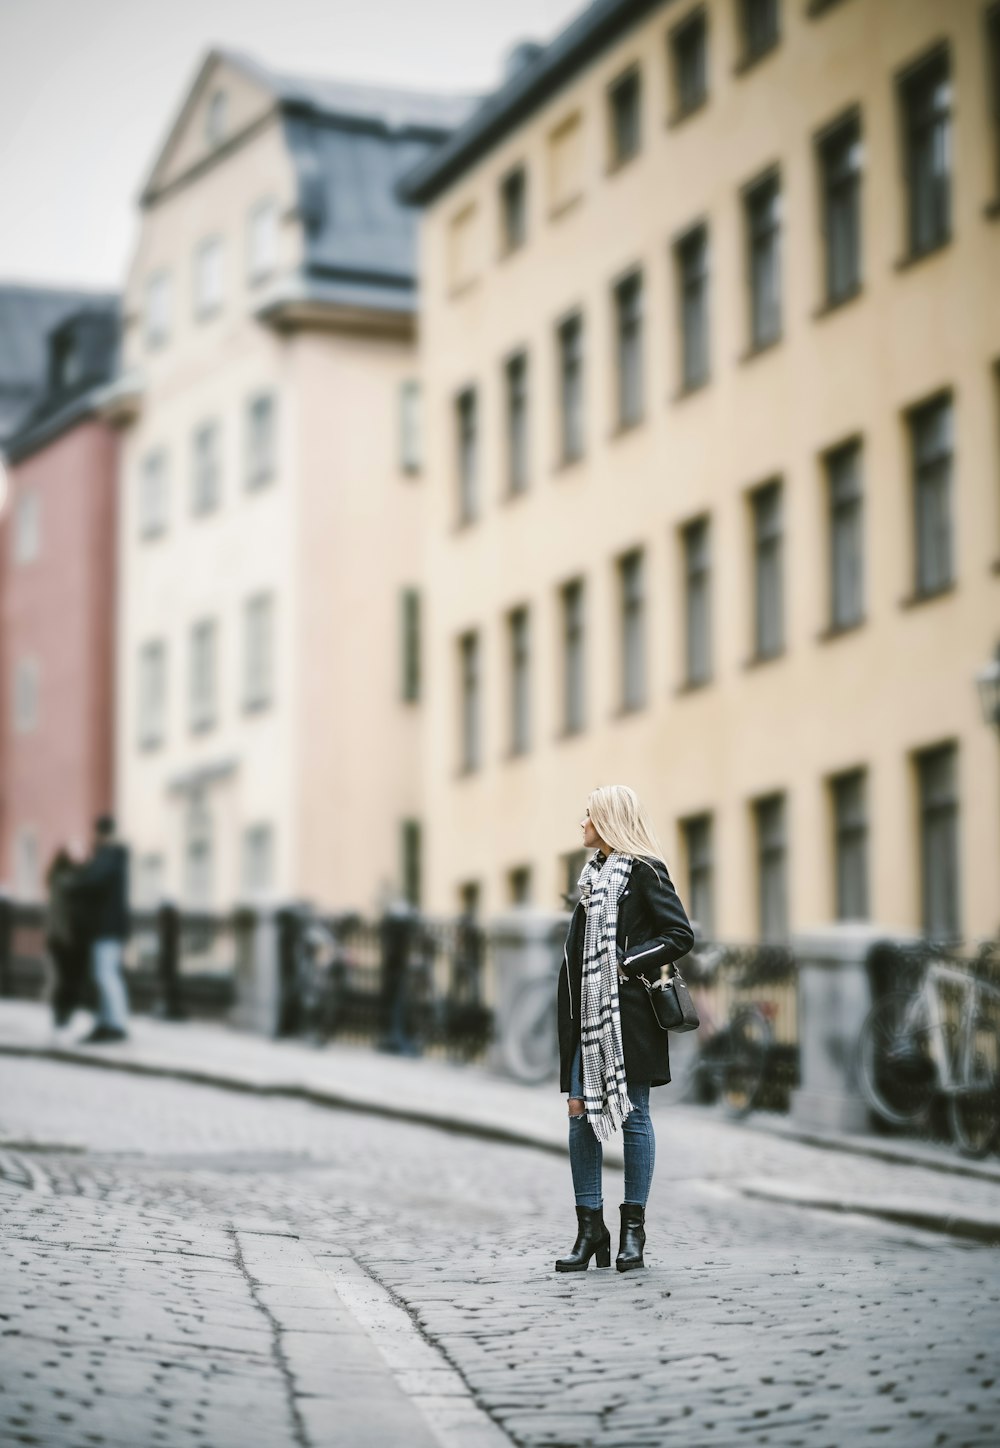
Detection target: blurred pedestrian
<box><xmin>378</xmin><ymin>892</ymin><xmax>420</xmax><ymax>1056</ymax></box>
<box><xmin>68</xmin><ymin>814</ymin><xmax>131</xmax><ymax>1045</ymax></box>
<box><xmin>45</xmin><ymin>847</ymin><xmax>88</xmax><ymax>1044</ymax></box>
<box><xmin>555</xmin><ymin>784</ymin><xmax>694</xmax><ymax>1274</ymax></box>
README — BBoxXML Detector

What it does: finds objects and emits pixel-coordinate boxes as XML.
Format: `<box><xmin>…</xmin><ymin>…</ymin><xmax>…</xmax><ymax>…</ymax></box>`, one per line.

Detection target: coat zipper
<box><xmin>623</xmin><ymin>941</ymin><xmax>662</xmax><ymax>967</ymax></box>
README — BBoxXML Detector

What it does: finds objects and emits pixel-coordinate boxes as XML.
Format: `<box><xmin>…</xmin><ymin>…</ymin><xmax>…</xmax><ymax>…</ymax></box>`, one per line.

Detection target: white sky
<box><xmin>0</xmin><ymin>0</ymin><xmax>583</xmax><ymax>290</ymax></box>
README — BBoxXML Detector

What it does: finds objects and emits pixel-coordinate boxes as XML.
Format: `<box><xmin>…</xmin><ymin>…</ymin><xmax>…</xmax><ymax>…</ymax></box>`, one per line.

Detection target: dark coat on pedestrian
<box><xmin>68</xmin><ymin>842</ymin><xmax>130</xmax><ymax>942</ymax></box>
<box><xmin>557</xmin><ymin>854</ymin><xmax>695</xmax><ymax>1091</ymax></box>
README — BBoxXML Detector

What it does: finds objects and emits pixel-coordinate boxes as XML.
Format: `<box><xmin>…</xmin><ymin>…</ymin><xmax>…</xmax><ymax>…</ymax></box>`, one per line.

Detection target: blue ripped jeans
<box><xmin>567</xmin><ymin>1042</ymin><xmax>655</xmax><ymax>1210</ymax></box>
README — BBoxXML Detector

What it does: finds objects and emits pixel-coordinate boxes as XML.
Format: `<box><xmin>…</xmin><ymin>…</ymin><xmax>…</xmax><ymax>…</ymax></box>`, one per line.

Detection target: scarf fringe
<box><xmin>588</xmin><ymin>1085</ymin><xmax>635</xmax><ymax>1141</ymax></box>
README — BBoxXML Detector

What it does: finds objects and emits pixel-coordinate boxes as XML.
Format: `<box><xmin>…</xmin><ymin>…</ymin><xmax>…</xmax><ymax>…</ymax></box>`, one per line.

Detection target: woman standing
<box><xmin>556</xmin><ymin>785</ymin><xmax>694</xmax><ymax>1273</ymax></box>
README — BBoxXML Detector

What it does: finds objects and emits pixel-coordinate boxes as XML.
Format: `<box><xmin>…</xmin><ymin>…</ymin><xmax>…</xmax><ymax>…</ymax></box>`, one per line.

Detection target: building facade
<box><xmin>401</xmin><ymin>0</ymin><xmax>1000</xmax><ymax>940</ymax></box>
<box><xmin>0</xmin><ymin>303</ymin><xmax>120</xmax><ymax>896</ymax></box>
<box><xmin>114</xmin><ymin>51</ymin><xmax>471</xmax><ymax>912</ymax></box>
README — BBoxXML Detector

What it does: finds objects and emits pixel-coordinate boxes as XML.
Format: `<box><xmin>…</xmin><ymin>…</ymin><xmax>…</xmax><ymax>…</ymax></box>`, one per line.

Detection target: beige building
<box><xmin>400</xmin><ymin>0</ymin><xmax>1000</xmax><ymax>940</ymax></box>
<box><xmin>111</xmin><ymin>51</ymin><xmax>470</xmax><ymax>911</ymax></box>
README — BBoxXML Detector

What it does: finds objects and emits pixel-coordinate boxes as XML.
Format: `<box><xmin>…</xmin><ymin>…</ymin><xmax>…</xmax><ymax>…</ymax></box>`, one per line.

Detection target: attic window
<box><xmin>206</xmin><ymin>90</ymin><xmax>227</xmax><ymax>147</ymax></box>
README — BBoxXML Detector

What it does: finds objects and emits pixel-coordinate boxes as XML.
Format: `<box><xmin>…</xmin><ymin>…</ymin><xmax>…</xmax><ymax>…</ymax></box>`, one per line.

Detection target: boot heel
<box><xmin>595</xmin><ymin>1238</ymin><xmax>612</xmax><ymax>1269</ymax></box>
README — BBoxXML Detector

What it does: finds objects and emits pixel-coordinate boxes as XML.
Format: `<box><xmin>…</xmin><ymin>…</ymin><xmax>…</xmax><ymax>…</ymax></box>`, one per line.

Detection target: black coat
<box><xmin>557</xmin><ymin>854</ymin><xmax>695</xmax><ymax>1091</ymax></box>
<box><xmin>67</xmin><ymin>843</ymin><xmax>130</xmax><ymax>942</ymax></box>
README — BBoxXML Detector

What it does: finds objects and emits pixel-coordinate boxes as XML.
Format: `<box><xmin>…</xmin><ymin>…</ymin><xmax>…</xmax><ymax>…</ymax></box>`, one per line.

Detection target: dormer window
<box><xmin>206</xmin><ymin>90</ymin><xmax>227</xmax><ymax>147</ymax></box>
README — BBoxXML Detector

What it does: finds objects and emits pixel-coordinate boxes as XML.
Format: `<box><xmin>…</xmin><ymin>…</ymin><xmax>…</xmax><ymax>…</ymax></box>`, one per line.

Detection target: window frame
<box><xmin>750</xmin><ymin>478</ymin><xmax>784</xmax><ymax>661</ymax></box>
<box><xmin>824</xmin><ymin>437</ymin><xmax>865</xmax><ymax>632</ymax></box>
<box><xmin>556</xmin><ymin>311</ymin><xmax>585</xmax><ymax>464</ymax></box>
<box><xmin>245</xmin><ymin>393</ymin><xmax>277</xmax><ymax>491</ymax></box>
<box><xmin>682</xmin><ymin>514</ymin><xmax>712</xmax><ymax>686</ymax></box>
<box><xmin>674</xmin><ymin>221</ymin><xmax>710</xmax><ymax>392</ymax></box>
<box><xmin>897</xmin><ymin>44</ymin><xmax>952</xmax><ymax>262</ymax></box>
<box><xmin>188</xmin><ymin>617</ymin><xmax>218</xmax><ymax>734</ymax></box>
<box><xmin>613</xmin><ymin>267</ymin><xmax>644</xmax><ymax>430</ymax></box>
<box><xmin>504</xmin><ymin>350</ymin><xmax>530</xmax><ymax>496</ymax></box>
<box><xmin>743</xmin><ymin>167</ymin><xmax>783</xmax><ymax>353</ymax></box>
<box><xmin>607</xmin><ymin>64</ymin><xmax>643</xmax><ymax>170</ymax></box>
<box><xmin>243</xmin><ymin>592</ymin><xmax>275</xmax><ymax>712</ymax></box>
<box><xmin>499</xmin><ymin>164</ymin><xmax>528</xmax><ymax>255</ymax></box>
<box><xmin>906</xmin><ymin>391</ymin><xmax>954</xmax><ymax>599</ymax></box>
<box><xmin>815</xmin><ymin>107</ymin><xmax>863</xmax><ymax>309</ymax></box>
<box><xmin>618</xmin><ymin>548</ymin><xmax>647</xmax><ymax>713</ymax></box>
<box><xmin>455</xmin><ymin>386</ymin><xmax>479</xmax><ymax>524</ymax></box>
<box><xmin>138</xmin><ymin>639</ymin><xmax>167</xmax><ymax>750</ymax></box>
<box><xmin>669</xmin><ymin>7</ymin><xmax>709</xmax><ymax>123</ymax></box>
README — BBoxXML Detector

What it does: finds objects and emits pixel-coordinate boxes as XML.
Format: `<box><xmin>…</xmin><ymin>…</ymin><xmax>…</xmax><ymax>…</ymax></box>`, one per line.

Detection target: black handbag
<box><xmin>636</xmin><ymin>964</ymin><xmax>700</xmax><ymax>1033</ymax></box>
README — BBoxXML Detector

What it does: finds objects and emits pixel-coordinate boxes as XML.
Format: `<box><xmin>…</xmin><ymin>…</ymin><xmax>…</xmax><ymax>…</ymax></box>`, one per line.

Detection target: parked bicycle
<box><xmin>856</xmin><ymin>951</ymin><xmax>1000</xmax><ymax>1158</ymax></box>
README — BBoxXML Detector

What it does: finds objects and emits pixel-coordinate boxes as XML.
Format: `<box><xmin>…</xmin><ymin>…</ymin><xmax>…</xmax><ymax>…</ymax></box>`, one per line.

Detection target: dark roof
<box><xmin>3</xmin><ymin>300</ymin><xmax>120</xmax><ymax>463</ymax></box>
<box><xmin>0</xmin><ymin>284</ymin><xmax>115</xmax><ymax>445</ymax></box>
<box><xmin>398</xmin><ymin>0</ymin><xmax>669</xmax><ymax>206</ymax></box>
<box><xmin>221</xmin><ymin>50</ymin><xmax>477</xmax><ymax>135</ymax></box>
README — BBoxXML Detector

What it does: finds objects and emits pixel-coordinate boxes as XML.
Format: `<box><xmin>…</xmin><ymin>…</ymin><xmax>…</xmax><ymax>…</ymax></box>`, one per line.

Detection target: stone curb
<box><xmin>737</xmin><ymin>1179</ymin><xmax>1000</xmax><ymax>1245</ymax></box>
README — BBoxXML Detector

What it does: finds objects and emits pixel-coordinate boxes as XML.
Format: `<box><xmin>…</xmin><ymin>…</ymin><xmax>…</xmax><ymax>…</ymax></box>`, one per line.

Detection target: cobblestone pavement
<box><xmin>1</xmin><ymin>1056</ymin><xmax>999</xmax><ymax>1448</ymax></box>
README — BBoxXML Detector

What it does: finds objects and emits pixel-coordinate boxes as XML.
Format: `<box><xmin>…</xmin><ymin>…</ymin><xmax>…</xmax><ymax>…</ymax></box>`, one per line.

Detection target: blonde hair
<box><xmin>587</xmin><ymin>784</ymin><xmax>664</xmax><ymax>862</ymax></box>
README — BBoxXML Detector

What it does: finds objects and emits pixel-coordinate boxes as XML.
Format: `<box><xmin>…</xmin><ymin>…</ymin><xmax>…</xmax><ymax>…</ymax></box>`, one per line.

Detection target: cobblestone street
<box><xmin>2</xmin><ymin>1054</ymin><xmax>999</xmax><ymax>1448</ymax></box>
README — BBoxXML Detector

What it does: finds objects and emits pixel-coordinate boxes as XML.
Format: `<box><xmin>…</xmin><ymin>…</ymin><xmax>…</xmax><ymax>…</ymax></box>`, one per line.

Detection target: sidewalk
<box><xmin>2</xmin><ymin>999</ymin><xmax>999</xmax><ymax>1242</ymax></box>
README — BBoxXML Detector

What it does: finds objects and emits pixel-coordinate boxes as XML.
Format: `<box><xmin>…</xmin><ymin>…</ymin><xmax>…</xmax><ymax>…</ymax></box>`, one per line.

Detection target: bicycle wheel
<box><xmin>949</xmin><ymin>1013</ymin><xmax>1000</xmax><ymax>1159</ymax></box>
<box><xmin>502</xmin><ymin>976</ymin><xmax>559</xmax><ymax>1084</ymax></box>
<box><xmin>719</xmin><ymin>1005</ymin><xmax>772</xmax><ymax>1118</ymax></box>
<box><xmin>856</xmin><ymin>990</ymin><xmax>937</xmax><ymax>1128</ymax></box>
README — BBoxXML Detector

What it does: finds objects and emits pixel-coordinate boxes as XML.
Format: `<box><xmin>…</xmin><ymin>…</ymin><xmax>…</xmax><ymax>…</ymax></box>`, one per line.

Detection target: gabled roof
<box><xmin>0</xmin><ymin>283</ymin><xmax>115</xmax><ymax>446</ymax></box>
<box><xmin>140</xmin><ymin>48</ymin><xmax>479</xmax><ymax>319</ymax></box>
<box><xmin>4</xmin><ymin>300</ymin><xmax>120</xmax><ymax>463</ymax></box>
<box><xmin>398</xmin><ymin>0</ymin><xmax>668</xmax><ymax>207</ymax></box>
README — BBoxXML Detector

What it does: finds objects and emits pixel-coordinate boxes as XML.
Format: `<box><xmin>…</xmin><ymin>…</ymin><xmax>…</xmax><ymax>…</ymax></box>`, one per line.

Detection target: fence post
<box><xmin>0</xmin><ymin>895</ymin><xmax>12</xmax><ymax>997</ymax></box>
<box><xmin>274</xmin><ymin>907</ymin><xmax>301</xmax><ymax>1038</ymax></box>
<box><xmin>156</xmin><ymin>903</ymin><xmax>187</xmax><ymax>1021</ymax></box>
<box><xmin>790</xmin><ymin>922</ymin><xmax>918</xmax><ymax>1134</ymax></box>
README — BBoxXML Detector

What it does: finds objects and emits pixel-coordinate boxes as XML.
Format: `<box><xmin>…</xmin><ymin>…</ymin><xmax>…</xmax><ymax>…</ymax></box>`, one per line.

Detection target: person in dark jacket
<box><xmin>68</xmin><ymin>815</ymin><xmax>131</xmax><ymax>1044</ymax></box>
<box><xmin>45</xmin><ymin>847</ymin><xmax>89</xmax><ymax>1041</ymax></box>
<box><xmin>555</xmin><ymin>785</ymin><xmax>694</xmax><ymax>1275</ymax></box>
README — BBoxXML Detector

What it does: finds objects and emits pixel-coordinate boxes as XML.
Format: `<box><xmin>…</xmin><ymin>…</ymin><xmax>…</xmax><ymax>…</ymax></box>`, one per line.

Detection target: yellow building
<box><xmin>111</xmin><ymin>51</ymin><xmax>470</xmax><ymax>911</ymax></box>
<box><xmin>400</xmin><ymin>0</ymin><xmax>1000</xmax><ymax>940</ymax></box>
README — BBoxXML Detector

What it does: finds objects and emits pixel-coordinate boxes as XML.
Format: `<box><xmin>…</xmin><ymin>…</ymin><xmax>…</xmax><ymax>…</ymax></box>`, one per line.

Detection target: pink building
<box><xmin>0</xmin><ymin>302</ymin><xmax>119</xmax><ymax>897</ymax></box>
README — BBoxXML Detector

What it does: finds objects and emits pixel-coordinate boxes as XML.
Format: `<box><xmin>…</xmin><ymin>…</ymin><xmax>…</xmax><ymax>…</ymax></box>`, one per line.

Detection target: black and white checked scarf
<box><xmin>577</xmin><ymin>850</ymin><xmax>635</xmax><ymax>1140</ymax></box>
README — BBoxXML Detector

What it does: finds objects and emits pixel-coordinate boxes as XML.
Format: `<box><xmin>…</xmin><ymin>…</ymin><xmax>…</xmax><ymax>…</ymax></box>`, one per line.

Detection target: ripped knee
<box><xmin>567</xmin><ymin>1098</ymin><xmax>586</xmax><ymax>1117</ymax></box>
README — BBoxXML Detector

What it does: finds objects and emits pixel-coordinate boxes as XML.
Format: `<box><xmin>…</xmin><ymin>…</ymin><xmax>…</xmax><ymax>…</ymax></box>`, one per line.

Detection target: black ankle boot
<box><xmin>616</xmin><ymin>1203</ymin><xmax>645</xmax><ymax>1272</ymax></box>
<box><xmin>555</xmin><ymin>1206</ymin><xmax>612</xmax><ymax>1272</ymax></box>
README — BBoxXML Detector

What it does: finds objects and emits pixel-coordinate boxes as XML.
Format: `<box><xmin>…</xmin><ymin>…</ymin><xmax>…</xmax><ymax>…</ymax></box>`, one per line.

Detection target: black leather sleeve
<box><xmin>621</xmin><ymin>858</ymin><xmax>695</xmax><ymax>977</ymax></box>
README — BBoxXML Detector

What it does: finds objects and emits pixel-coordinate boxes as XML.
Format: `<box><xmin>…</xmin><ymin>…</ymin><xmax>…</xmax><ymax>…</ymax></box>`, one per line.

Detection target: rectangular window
<box><xmin>13</xmin><ymin>491</ymin><xmax>40</xmax><ymax>563</ymax></box>
<box><xmin>194</xmin><ymin>236</ymin><xmax>224</xmax><ymax>319</ymax></box>
<box><xmin>561</xmin><ymin>578</ymin><xmax>586</xmax><ymax>734</ymax></box>
<box><xmin>557</xmin><ymin>312</ymin><xmax>584</xmax><ymax>463</ymax></box>
<box><xmin>138</xmin><ymin>640</ymin><xmax>167</xmax><ymax>749</ymax></box>
<box><xmin>448</xmin><ymin>202</ymin><xmax>480</xmax><ymax>291</ymax></box>
<box><xmin>682</xmin><ymin>813</ymin><xmax>714</xmax><ymax>937</ymax></box>
<box><xmin>456</xmin><ymin>388</ymin><xmax>478</xmax><ymax>523</ymax></box>
<box><xmin>247</xmin><ymin>200</ymin><xmax>278</xmax><ymax>283</ymax></box>
<box><xmin>401</xmin><ymin>588</ymin><xmax>421</xmax><ymax>703</ymax></box>
<box><xmin>614</xmin><ymin>270</ymin><xmax>644</xmax><ymax>428</ymax></box>
<box><xmin>608</xmin><ymin>66</ymin><xmax>641</xmax><ymax>168</ymax></box>
<box><xmin>899</xmin><ymin>47</ymin><xmax>951</xmax><ymax>258</ymax></box>
<box><xmin>14</xmin><ymin>827</ymin><xmax>39</xmax><ymax>900</ymax></box>
<box><xmin>508</xmin><ymin>606</ymin><xmax>531</xmax><ymax>756</ymax></box>
<box><xmin>561</xmin><ymin>848</ymin><xmax>588</xmax><ymax>905</ymax></box>
<box><xmin>184</xmin><ymin>796</ymin><xmax>213</xmax><ymax>910</ymax></box>
<box><xmin>189</xmin><ymin>619</ymin><xmax>217</xmax><ymax>732</ymax></box>
<box><xmin>619</xmin><ymin>549</ymin><xmax>646</xmax><ymax>712</ymax></box>
<box><xmin>908</xmin><ymin>394</ymin><xmax>953</xmax><ymax>596</ymax></box>
<box><xmin>13</xmin><ymin>657</ymin><xmax>39</xmax><ymax>734</ymax></box>
<box><xmin>505</xmin><ymin>352</ymin><xmax>529</xmax><ymax>495</ymax></box>
<box><xmin>191</xmin><ymin>421</ymin><xmax>221</xmax><ymax>516</ymax></box>
<box><xmin>831</xmin><ymin>768</ymin><xmax>868</xmax><ymax>920</ymax></box>
<box><xmin>818</xmin><ymin>111</ymin><xmax>862</xmax><ymax>305</ymax></box>
<box><xmin>139</xmin><ymin>449</ymin><xmax>169</xmax><ymax>539</ymax></box>
<box><xmin>682</xmin><ymin>516</ymin><xmax>712</xmax><ymax>685</ymax></box>
<box><xmin>399</xmin><ymin>379</ymin><xmax>422</xmax><ymax>474</ymax></box>
<box><xmin>136</xmin><ymin>853</ymin><xmax>165</xmax><ymax>910</ymax></box>
<box><xmin>549</xmin><ymin>112</ymin><xmax>583</xmax><ymax>214</ymax></box>
<box><xmin>671</xmin><ymin>9</ymin><xmax>708</xmax><ymax>120</ymax></box>
<box><xmin>500</xmin><ymin>165</ymin><xmax>527</xmax><ymax>253</ymax></box>
<box><xmin>401</xmin><ymin>820</ymin><xmax>422</xmax><ymax>909</ymax></box>
<box><xmin>458</xmin><ymin>630</ymin><xmax>481</xmax><ymax>773</ymax></box>
<box><xmin>242</xmin><ymin>824</ymin><xmax>274</xmax><ymax>899</ymax></box>
<box><xmin>754</xmin><ymin>792</ymin><xmax>787</xmax><ymax>941</ymax></box>
<box><xmin>243</xmin><ymin>593</ymin><xmax>275</xmax><ymax>710</ymax></box>
<box><xmin>751</xmin><ymin>480</ymin><xmax>783</xmax><ymax>660</ymax></box>
<box><xmin>745</xmin><ymin>170</ymin><xmax>782</xmax><ymax>350</ymax></box>
<box><xmin>825</xmin><ymin>439</ymin><xmax>864</xmax><ymax>629</ymax></box>
<box><xmin>676</xmin><ymin>223</ymin><xmax>710</xmax><ymax>390</ymax></box>
<box><xmin>738</xmin><ymin>0</ymin><xmax>780</xmax><ymax>66</ymax></box>
<box><xmin>245</xmin><ymin>393</ymin><xmax>277</xmax><ymax>489</ymax></box>
<box><xmin>916</xmin><ymin>742</ymin><xmax>960</xmax><ymax>939</ymax></box>
<box><xmin>458</xmin><ymin>880</ymin><xmax>481</xmax><ymax>918</ymax></box>
<box><xmin>508</xmin><ymin>865</ymin><xmax>533</xmax><ymax>906</ymax></box>
<box><xmin>144</xmin><ymin>270</ymin><xmax>171</xmax><ymax>350</ymax></box>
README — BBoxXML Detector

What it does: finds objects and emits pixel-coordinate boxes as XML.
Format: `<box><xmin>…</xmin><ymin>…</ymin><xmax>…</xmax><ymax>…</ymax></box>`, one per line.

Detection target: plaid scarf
<box><xmin>577</xmin><ymin>850</ymin><xmax>634</xmax><ymax>1140</ymax></box>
